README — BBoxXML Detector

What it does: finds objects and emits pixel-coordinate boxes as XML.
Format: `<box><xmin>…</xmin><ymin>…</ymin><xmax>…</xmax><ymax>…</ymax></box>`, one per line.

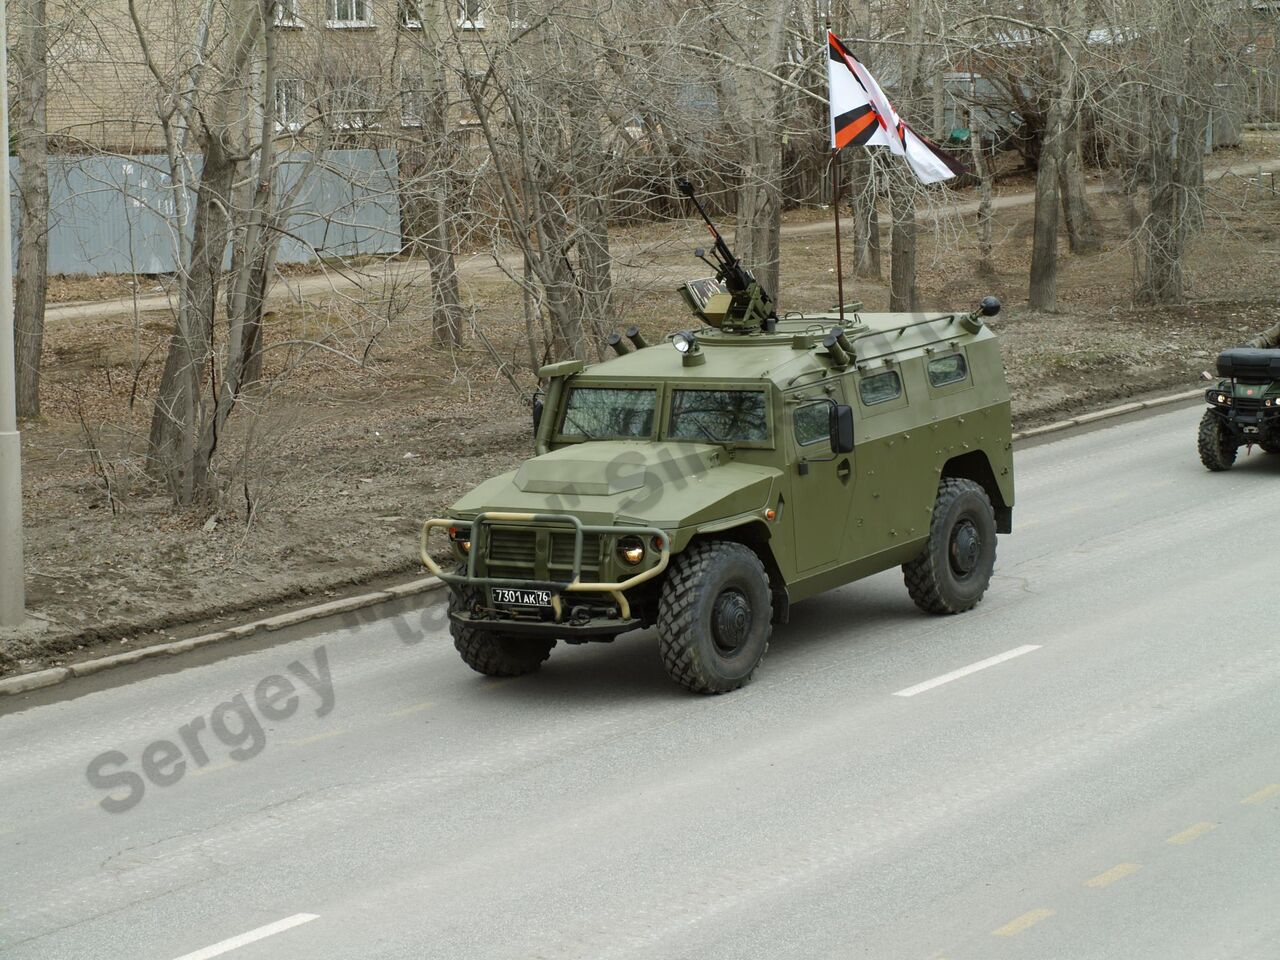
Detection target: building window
<box><xmin>327</xmin><ymin>0</ymin><xmax>373</xmax><ymax>27</ymax></box>
<box><xmin>507</xmin><ymin>0</ymin><xmax>530</xmax><ymax>27</ymax></box>
<box><xmin>327</xmin><ymin>77</ymin><xmax>382</xmax><ymax>130</ymax></box>
<box><xmin>275</xmin><ymin>77</ymin><xmax>307</xmax><ymax>131</ymax></box>
<box><xmin>459</xmin><ymin>0</ymin><xmax>484</xmax><ymax>29</ymax></box>
<box><xmin>273</xmin><ymin>0</ymin><xmax>301</xmax><ymax>26</ymax></box>
<box><xmin>398</xmin><ymin>0</ymin><xmax>423</xmax><ymax>28</ymax></box>
<box><xmin>400</xmin><ymin>72</ymin><xmax>425</xmax><ymax>127</ymax></box>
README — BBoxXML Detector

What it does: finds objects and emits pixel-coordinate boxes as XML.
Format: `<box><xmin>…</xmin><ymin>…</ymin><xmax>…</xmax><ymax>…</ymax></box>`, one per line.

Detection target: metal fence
<box><xmin>8</xmin><ymin>149</ymin><xmax>403</xmax><ymax>277</ymax></box>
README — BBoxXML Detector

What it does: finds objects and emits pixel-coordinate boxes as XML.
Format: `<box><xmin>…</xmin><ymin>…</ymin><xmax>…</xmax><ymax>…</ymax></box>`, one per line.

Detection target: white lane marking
<box><xmin>171</xmin><ymin>914</ymin><xmax>319</xmax><ymax>960</ymax></box>
<box><xmin>893</xmin><ymin>645</ymin><xmax>1042</xmax><ymax>698</ymax></box>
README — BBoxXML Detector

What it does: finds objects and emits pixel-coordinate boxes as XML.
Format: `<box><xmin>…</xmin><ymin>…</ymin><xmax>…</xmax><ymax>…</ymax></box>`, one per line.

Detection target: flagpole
<box><xmin>826</xmin><ymin>18</ymin><xmax>846</xmax><ymax>325</ymax></box>
<box><xmin>832</xmin><ymin>149</ymin><xmax>845</xmax><ymax>325</ymax></box>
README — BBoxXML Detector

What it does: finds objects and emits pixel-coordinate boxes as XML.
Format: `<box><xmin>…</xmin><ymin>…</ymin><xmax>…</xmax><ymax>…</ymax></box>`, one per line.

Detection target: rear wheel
<box><xmin>1197</xmin><ymin>409</ymin><xmax>1238</xmax><ymax>471</ymax></box>
<box><xmin>657</xmin><ymin>541</ymin><xmax>773</xmax><ymax>695</ymax></box>
<box><xmin>903</xmin><ymin>478</ymin><xmax>997</xmax><ymax>615</ymax></box>
<box><xmin>449</xmin><ymin>588</ymin><xmax>555</xmax><ymax>677</ymax></box>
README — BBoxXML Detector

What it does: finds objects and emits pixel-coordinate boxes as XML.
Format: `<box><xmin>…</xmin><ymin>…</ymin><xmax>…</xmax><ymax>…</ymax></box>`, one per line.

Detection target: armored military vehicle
<box><xmin>421</xmin><ymin>186</ymin><xmax>1015</xmax><ymax>694</ymax></box>
<box><xmin>1198</xmin><ymin>348</ymin><xmax>1280</xmax><ymax>470</ymax></box>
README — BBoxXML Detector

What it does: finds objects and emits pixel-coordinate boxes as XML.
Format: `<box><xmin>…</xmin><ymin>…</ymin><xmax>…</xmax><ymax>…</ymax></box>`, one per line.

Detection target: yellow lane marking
<box><xmin>189</xmin><ymin>760</ymin><xmax>236</xmax><ymax>778</ymax></box>
<box><xmin>288</xmin><ymin>729</ymin><xmax>344</xmax><ymax>747</ymax></box>
<box><xmin>1241</xmin><ymin>784</ymin><xmax>1280</xmax><ymax>806</ymax></box>
<box><xmin>1168</xmin><ymin>821</ymin><xmax>1217</xmax><ymax>845</ymax></box>
<box><xmin>1085</xmin><ymin>863</ymin><xmax>1142</xmax><ymax>889</ymax></box>
<box><xmin>992</xmin><ymin>908</ymin><xmax>1055</xmax><ymax>937</ymax></box>
<box><xmin>390</xmin><ymin>701</ymin><xmax>433</xmax><ymax>718</ymax></box>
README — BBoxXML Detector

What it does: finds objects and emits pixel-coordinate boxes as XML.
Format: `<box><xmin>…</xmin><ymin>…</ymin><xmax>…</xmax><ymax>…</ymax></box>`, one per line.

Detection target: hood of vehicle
<box><xmin>513</xmin><ymin>441</ymin><xmax>720</xmax><ymax>496</ymax></box>
<box><xmin>450</xmin><ymin>441</ymin><xmax>780</xmax><ymax>527</ymax></box>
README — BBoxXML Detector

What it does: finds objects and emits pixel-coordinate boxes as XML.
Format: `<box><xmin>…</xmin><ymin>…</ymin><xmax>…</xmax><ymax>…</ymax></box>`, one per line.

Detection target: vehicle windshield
<box><xmin>560</xmin><ymin>387</ymin><xmax>656</xmax><ymax>439</ymax></box>
<box><xmin>668</xmin><ymin>389</ymin><xmax>769</xmax><ymax>444</ymax></box>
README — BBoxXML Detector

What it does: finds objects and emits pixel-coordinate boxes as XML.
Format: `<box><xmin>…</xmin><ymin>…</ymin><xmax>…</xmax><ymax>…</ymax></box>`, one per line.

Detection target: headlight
<box><xmin>1216</xmin><ymin>393</ymin><xmax>1230</xmax><ymax>406</ymax></box>
<box><xmin>672</xmin><ymin>331</ymin><xmax>697</xmax><ymax>355</ymax></box>
<box><xmin>449</xmin><ymin>525</ymin><xmax>472</xmax><ymax>554</ymax></box>
<box><xmin>616</xmin><ymin>536</ymin><xmax>645</xmax><ymax>566</ymax></box>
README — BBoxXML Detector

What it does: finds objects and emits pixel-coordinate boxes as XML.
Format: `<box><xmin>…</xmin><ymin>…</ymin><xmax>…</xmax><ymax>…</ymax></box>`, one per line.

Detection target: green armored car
<box><xmin>421</xmin><ymin>189</ymin><xmax>1015</xmax><ymax>694</ymax></box>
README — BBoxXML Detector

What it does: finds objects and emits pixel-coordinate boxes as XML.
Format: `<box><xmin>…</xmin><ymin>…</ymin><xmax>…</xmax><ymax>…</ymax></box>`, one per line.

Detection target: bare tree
<box><xmin>13</xmin><ymin>0</ymin><xmax>49</xmax><ymax>420</ymax></box>
<box><xmin>1028</xmin><ymin>0</ymin><xmax>1087</xmax><ymax>311</ymax></box>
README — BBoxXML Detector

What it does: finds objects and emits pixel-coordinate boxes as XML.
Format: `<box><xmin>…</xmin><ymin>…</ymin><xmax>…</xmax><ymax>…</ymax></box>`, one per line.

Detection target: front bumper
<box><xmin>420</xmin><ymin>511</ymin><xmax>671</xmax><ymax>622</ymax></box>
<box><xmin>447</xmin><ymin>609</ymin><xmax>643</xmax><ymax>640</ymax></box>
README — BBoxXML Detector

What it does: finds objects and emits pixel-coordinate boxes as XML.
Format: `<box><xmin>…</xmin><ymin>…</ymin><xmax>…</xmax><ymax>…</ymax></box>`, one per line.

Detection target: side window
<box><xmin>927</xmin><ymin>352</ymin><xmax>969</xmax><ymax>388</ymax></box>
<box><xmin>858</xmin><ymin>371</ymin><xmax>902</xmax><ymax>406</ymax></box>
<box><xmin>793</xmin><ymin>402</ymin><xmax>830</xmax><ymax>446</ymax></box>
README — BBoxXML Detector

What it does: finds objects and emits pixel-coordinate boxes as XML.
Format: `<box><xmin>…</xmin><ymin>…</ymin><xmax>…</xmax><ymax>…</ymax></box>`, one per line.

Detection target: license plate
<box><xmin>492</xmin><ymin>587</ymin><xmax>553</xmax><ymax>608</ymax></box>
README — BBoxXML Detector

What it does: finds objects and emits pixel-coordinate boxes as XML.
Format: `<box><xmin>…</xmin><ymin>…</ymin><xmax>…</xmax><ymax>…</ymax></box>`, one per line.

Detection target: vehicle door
<box><xmin>784</xmin><ymin>383</ymin><xmax>855</xmax><ymax>572</ymax></box>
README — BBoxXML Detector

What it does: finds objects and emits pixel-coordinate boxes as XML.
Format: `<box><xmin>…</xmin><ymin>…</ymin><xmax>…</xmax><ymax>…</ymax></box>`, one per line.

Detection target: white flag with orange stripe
<box><xmin>827</xmin><ymin>30</ymin><xmax>963</xmax><ymax>185</ymax></box>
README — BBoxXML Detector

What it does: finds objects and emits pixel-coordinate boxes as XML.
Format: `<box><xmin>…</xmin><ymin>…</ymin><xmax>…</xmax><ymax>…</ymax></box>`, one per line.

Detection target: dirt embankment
<box><xmin>6</xmin><ymin>149</ymin><xmax>1279</xmax><ymax>677</ymax></box>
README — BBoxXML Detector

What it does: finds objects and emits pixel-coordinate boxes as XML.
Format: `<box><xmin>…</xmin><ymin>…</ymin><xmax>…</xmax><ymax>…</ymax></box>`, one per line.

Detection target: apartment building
<box><xmin>45</xmin><ymin>0</ymin><xmax>503</xmax><ymax>154</ymax></box>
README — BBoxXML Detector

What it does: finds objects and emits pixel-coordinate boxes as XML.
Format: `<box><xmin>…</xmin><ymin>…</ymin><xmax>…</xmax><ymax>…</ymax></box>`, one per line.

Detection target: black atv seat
<box><xmin>1217</xmin><ymin>348</ymin><xmax>1280</xmax><ymax>381</ymax></box>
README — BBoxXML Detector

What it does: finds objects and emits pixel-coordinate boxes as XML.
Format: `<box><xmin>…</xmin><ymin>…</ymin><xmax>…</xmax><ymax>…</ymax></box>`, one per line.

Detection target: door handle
<box><xmin>836</xmin><ymin>458</ymin><xmax>851</xmax><ymax>484</ymax></box>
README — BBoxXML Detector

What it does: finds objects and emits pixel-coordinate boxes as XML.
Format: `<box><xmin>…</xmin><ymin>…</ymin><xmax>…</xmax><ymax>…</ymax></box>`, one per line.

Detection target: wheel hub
<box><xmin>949</xmin><ymin>520</ymin><xmax>981</xmax><ymax>577</ymax></box>
<box><xmin>711</xmin><ymin>588</ymin><xmax>753</xmax><ymax>656</ymax></box>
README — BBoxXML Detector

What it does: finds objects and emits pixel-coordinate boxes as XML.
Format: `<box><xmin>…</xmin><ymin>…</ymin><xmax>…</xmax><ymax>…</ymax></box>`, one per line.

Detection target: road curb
<box><xmin>0</xmin><ymin>576</ymin><xmax>448</xmax><ymax>696</ymax></box>
<box><xmin>1012</xmin><ymin>388</ymin><xmax>1202</xmax><ymax>443</ymax></box>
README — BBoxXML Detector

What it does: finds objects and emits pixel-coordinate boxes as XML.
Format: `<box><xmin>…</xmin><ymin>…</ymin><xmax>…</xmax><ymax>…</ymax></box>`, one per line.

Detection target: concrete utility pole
<box><xmin>0</xmin><ymin>0</ymin><xmax>28</xmax><ymax>627</ymax></box>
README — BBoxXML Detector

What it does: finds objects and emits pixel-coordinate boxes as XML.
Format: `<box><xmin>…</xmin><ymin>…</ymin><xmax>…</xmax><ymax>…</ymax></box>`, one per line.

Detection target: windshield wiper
<box><xmin>562</xmin><ymin>412</ymin><xmax>598</xmax><ymax>439</ymax></box>
<box><xmin>687</xmin><ymin>414</ymin><xmax>726</xmax><ymax>444</ymax></box>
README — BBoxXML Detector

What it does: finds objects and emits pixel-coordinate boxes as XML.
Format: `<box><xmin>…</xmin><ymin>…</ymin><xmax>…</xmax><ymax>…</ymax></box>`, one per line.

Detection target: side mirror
<box><xmin>532</xmin><ymin>397</ymin><xmax>545</xmax><ymax>436</ymax></box>
<box><xmin>979</xmin><ymin>296</ymin><xmax>1002</xmax><ymax>317</ymax></box>
<box><xmin>829</xmin><ymin>403</ymin><xmax>855</xmax><ymax>454</ymax></box>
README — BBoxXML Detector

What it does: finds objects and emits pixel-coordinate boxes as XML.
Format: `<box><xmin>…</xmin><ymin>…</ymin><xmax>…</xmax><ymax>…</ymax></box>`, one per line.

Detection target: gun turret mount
<box><xmin>677</xmin><ymin>178</ymin><xmax>777</xmax><ymax>334</ymax></box>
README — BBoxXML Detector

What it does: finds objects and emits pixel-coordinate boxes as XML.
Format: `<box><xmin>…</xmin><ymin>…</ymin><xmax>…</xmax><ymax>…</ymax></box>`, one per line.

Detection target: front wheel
<box><xmin>657</xmin><ymin>541</ymin><xmax>773</xmax><ymax>695</ymax></box>
<box><xmin>1197</xmin><ymin>409</ymin><xmax>1238</xmax><ymax>471</ymax></box>
<box><xmin>449</xmin><ymin>589</ymin><xmax>555</xmax><ymax>677</ymax></box>
<box><xmin>903</xmin><ymin>478</ymin><xmax>997</xmax><ymax>615</ymax></box>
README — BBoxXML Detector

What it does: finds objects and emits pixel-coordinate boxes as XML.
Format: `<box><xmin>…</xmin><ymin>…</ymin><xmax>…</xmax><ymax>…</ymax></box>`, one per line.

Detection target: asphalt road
<box><xmin>3</xmin><ymin>402</ymin><xmax>1279</xmax><ymax>960</ymax></box>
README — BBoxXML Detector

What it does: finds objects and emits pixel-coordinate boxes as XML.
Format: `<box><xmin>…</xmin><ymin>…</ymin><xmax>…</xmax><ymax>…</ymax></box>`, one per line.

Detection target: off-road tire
<box><xmin>449</xmin><ymin>588</ymin><xmax>555</xmax><ymax>677</ymax></box>
<box><xmin>1260</xmin><ymin>441</ymin><xmax>1280</xmax><ymax>455</ymax></box>
<box><xmin>657</xmin><ymin>541</ymin><xmax>773</xmax><ymax>695</ymax></box>
<box><xmin>1197</xmin><ymin>409</ymin><xmax>1238</xmax><ymax>471</ymax></box>
<box><xmin>903</xmin><ymin>478</ymin><xmax>997</xmax><ymax>616</ymax></box>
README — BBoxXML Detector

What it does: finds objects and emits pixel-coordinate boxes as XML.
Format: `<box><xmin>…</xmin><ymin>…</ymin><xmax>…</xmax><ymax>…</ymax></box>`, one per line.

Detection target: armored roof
<box><xmin>578</xmin><ymin>311</ymin><xmax>989</xmax><ymax>387</ymax></box>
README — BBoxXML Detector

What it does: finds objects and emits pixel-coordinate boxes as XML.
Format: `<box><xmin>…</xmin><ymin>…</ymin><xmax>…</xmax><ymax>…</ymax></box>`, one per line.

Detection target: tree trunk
<box><xmin>421</xmin><ymin>45</ymin><xmax>462</xmax><ymax>345</ymax></box>
<box><xmin>146</xmin><ymin>0</ymin><xmax>261</xmax><ymax>504</ymax></box>
<box><xmin>889</xmin><ymin>183</ymin><xmax>918</xmax><ymax>311</ymax></box>
<box><xmin>969</xmin><ymin>127</ymin><xmax>995</xmax><ymax>277</ymax></box>
<box><xmin>13</xmin><ymin>0</ymin><xmax>49</xmax><ymax>420</ymax></box>
<box><xmin>731</xmin><ymin>0</ymin><xmax>787</xmax><ymax>307</ymax></box>
<box><xmin>889</xmin><ymin>0</ymin><xmax>926</xmax><ymax>311</ymax></box>
<box><xmin>1028</xmin><ymin>0</ymin><xmax>1086</xmax><ymax>311</ymax></box>
<box><xmin>1058</xmin><ymin>119</ymin><xmax>1099</xmax><ymax>253</ymax></box>
<box><xmin>1028</xmin><ymin>147</ymin><xmax>1061</xmax><ymax>310</ymax></box>
<box><xmin>850</xmin><ymin>153</ymin><xmax>881</xmax><ymax>280</ymax></box>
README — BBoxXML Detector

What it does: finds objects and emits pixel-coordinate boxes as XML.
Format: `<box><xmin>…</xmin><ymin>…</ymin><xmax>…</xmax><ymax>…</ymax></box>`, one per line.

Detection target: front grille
<box><xmin>551</xmin><ymin>533</ymin><xmax>602</xmax><ymax>578</ymax></box>
<box><xmin>488</xmin><ymin>528</ymin><xmax>536</xmax><ymax>566</ymax></box>
<box><xmin>1235</xmin><ymin>397</ymin><xmax>1263</xmax><ymax>413</ymax></box>
<box><xmin>484</xmin><ymin>527</ymin><xmax>602</xmax><ymax>579</ymax></box>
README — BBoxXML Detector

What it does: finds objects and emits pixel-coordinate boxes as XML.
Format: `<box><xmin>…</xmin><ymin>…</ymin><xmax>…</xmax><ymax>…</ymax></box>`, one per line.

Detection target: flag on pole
<box><xmin>827</xmin><ymin>30</ymin><xmax>964</xmax><ymax>185</ymax></box>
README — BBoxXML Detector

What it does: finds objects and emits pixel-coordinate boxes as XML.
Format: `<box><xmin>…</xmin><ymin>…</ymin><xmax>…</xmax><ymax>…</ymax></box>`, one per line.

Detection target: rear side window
<box><xmin>928</xmin><ymin>353</ymin><xmax>969</xmax><ymax>387</ymax></box>
<box><xmin>793</xmin><ymin>402</ymin><xmax>830</xmax><ymax>446</ymax></box>
<box><xmin>859</xmin><ymin>371</ymin><xmax>902</xmax><ymax>406</ymax></box>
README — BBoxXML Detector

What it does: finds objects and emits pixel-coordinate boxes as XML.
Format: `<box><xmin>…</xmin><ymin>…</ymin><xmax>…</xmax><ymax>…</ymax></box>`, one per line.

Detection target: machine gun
<box><xmin>676</xmin><ymin>179</ymin><xmax>777</xmax><ymax>334</ymax></box>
